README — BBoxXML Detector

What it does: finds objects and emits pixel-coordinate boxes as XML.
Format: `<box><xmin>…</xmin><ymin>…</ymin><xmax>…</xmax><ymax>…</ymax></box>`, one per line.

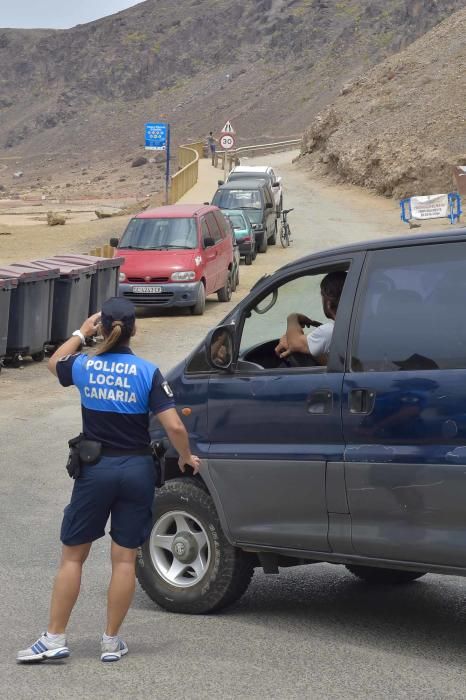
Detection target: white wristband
<box><xmin>72</xmin><ymin>330</ymin><xmax>85</xmax><ymax>345</ymax></box>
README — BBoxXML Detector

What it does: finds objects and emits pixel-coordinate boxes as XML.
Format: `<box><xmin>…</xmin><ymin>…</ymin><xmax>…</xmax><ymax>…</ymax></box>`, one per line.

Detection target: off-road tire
<box><xmin>190</xmin><ymin>284</ymin><xmax>205</xmax><ymax>315</ymax></box>
<box><xmin>346</xmin><ymin>565</ymin><xmax>427</xmax><ymax>584</ymax></box>
<box><xmin>268</xmin><ymin>220</ymin><xmax>277</xmax><ymax>245</ymax></box>
<box><xmin>217</xmin><ymin>274</ymin><xmax>232</xmax><ymax>302</ymax></box>
<box><xmin>137</xmin><ymin>479</ymin><xmax>254</xmax><ymax>614</ymax></box>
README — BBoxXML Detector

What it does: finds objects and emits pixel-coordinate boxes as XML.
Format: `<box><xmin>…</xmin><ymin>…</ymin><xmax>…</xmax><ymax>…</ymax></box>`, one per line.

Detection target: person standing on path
<box><xmin>207</xmin><ymin>131</ymin><xmax>217</xmax><ymax>165</ymax></box>
<box><xmin>17</xmin><ymin>297</ymin><xmax>200</xmax><ymax>664</ymax></box>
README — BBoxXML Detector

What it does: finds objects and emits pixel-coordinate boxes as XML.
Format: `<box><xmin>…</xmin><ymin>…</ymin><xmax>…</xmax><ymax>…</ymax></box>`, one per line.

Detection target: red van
<box><xmin>112</xmin><ymin>204</ymin><xmax>234</xmax><ymax>315</ymax></box>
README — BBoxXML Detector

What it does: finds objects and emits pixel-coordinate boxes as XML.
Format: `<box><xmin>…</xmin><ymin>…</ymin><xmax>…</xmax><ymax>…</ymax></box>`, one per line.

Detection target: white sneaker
<box><xmin>100</xmin><ymin>637</ymin><xmax>128</xmax><ymax>662</ymax></box>
<box><xmin>17</xmin><ymin>632</ymin><xmax>70</xmax><ymax>663</ymax></box>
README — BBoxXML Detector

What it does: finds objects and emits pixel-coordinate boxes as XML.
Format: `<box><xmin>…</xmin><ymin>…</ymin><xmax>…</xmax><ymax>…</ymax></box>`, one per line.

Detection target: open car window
<box><xmin>238</xmin><ymin>267</ymin><xmax>349</xmax><ymax>371</ymax></box>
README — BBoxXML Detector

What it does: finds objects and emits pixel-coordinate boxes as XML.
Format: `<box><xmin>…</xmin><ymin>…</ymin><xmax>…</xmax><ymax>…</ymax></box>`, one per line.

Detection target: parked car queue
<box><xmin>112</xmin><ymin>165</ymin><xmax>285</xmax><ymax>315</ymax></box>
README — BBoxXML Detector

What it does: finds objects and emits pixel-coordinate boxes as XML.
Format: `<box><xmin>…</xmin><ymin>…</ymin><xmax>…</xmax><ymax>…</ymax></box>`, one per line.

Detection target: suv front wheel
<box><xmin>137</xmin><ymin>479</ymin><xmax>254</xmax><ymax>614</ymax></box>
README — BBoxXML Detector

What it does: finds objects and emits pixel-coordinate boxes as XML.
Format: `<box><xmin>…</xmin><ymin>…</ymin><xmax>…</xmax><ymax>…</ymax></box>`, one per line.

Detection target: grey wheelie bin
<box><xmin>53</xmin><ymin>254</ymin><xmax>124</xmax><ymax>313</ymax></box>
<box><xmin>0</xmin><ymin>264</ymin><xmax>59</xmax><ymax>364</ymax></box>
<box><xmin>0</xmin><ymin>276</ymin><xmax>18</xmax><ymax>369</ymax></box>
<box><xmin>23</xmin><ymin>258</ymin><xmax>96</xmax><ymax>345</ymax></box>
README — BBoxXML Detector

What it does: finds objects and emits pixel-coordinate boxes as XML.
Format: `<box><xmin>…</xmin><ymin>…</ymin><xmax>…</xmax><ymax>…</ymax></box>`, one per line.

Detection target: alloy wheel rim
<box><xmin>149</xmin><ymin>510</ymin><xmax>211</xmax><ymax>588</ymax></box>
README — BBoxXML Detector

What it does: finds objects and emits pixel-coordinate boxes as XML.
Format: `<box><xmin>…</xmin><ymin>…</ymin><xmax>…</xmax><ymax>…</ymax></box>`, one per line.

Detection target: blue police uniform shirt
<box><xmin>56</xmin><ymin>346</ymin><xmax>175</xmax><ymax>450</ymax></box>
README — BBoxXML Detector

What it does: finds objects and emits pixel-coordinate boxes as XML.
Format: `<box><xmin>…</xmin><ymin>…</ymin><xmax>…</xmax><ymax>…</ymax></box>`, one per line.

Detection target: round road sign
<box><xmin>220</xmin><ymin>134</ymin><xmax>235</xmax><ymax>150</ymax></box>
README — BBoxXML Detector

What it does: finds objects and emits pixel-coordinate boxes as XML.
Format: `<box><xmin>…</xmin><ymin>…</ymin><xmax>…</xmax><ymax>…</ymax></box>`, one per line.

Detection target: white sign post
<box><xmin>220</xmin><ymin>120</ymin><xmax>236</xmax><ymax>181</ymax></box>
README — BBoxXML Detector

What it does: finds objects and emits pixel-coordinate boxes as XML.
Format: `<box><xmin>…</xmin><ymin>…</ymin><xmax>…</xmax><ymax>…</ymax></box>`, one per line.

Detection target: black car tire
<box><xmin>231</xmin><ymin>268</ymin><xmax>237</xmax><ymax>293</ymax></box>
<box><xmin>268</xmin><ymin>220</ymin><xmax>277</xmax><ymax>245</ymax></box>
<box><xmin>245</xmin><ymin>254</ymin><xmax>253</xmax><ymax>266</ymax></box>
<box><xmin>217</xmin><ymin>273</ymin><xmax>232</xmax><ymax>302</ymax></box>
<box><xmin>235</xmin><ymin>267</ymin><xmax>239</xmax><ymax>288</ymax></box>
<box><xmin>345</xmin><ymin>565</ymin><xmax>427</xmax><ymax>584</ymax></box>
<box><xmin>31</xmin><ymin>351</ymin><xmax>45</xmax><ymax>362</ymax></box>
<box><xmin>136</xmin><ymin>479</ymin><xmax>254</xmax><ymax>614</ymax></box>
<box><xmin>258</xmin><ymin>232</ymin><xmax>268</xmax><ymax>254</ymax></box>
<box><xmin>190</xmin><ymin>284</ymin><xmax>205</xmax><ymax>315</ymax></box>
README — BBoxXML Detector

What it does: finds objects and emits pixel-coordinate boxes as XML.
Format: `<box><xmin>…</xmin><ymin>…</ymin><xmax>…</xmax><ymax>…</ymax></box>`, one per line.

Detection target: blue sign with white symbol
<box><xmin>145</xmin><ymin>122</ymin><xmax>168</xmax><ymax>151</ymax></box>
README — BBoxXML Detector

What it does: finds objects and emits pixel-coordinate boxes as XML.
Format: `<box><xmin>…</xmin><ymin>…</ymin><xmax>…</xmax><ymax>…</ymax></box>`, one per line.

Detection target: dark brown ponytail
<box><xmin>94</xmin><ymin>320</ymin><xmax>127</xmax><ymax>355</ymax></box>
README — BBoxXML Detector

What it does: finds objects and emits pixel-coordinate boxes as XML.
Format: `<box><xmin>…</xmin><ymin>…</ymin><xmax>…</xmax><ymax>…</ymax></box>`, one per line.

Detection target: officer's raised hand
<box><xmin>80</xmin><ymin>312</ymin><xmax>102</xmax><ymax>338</ymax></box>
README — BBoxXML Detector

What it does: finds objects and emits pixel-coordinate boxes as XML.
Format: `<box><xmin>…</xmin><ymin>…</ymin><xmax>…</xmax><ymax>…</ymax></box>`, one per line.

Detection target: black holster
<box><xmin>151</xmin><ymin>439</ymin><xmax>168</xmax><ymax>487</ymax></box>
<box><xmin>66</xmin><ymin>434</ymin><xmax>102</xmax><ymax>479</ymax></box>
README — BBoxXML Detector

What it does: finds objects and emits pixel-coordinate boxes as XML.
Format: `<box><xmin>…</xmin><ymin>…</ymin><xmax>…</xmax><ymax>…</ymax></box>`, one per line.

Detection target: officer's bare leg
<box><xmin>106</xmin><ymin>541</ymin><xmax>137</xmax><ymax>636</ymax></box>
<box><xmin>48</xmin><ymin>543</ymin><xmax>92</xmax><ymax>634</ymax></box>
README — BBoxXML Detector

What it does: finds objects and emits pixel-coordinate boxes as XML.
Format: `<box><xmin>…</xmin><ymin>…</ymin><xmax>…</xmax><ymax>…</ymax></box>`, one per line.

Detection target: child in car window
<box><xmin>275</xmin><ymin>271</ymin><xmax>347</xmax><ymax>365</ymax></box>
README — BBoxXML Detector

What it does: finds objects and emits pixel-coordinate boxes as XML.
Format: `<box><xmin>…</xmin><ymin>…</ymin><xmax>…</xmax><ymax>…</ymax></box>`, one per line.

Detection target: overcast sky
<box><xmin>1</xmin><ymin>1</ymin><xmax>142</xmax><ymax>29</ymax></box>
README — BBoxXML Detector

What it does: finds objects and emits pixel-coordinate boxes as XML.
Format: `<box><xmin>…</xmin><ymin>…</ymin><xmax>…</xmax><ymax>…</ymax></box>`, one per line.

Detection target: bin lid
<box><xmin>21</xmin><ymin>258</ymin><xmax>96</xmax><ymax>278</ymax></box>
<box><xmin>53</xmin><ymin>254</ymin><xmax>125</xmax><ymax>270</ymax></box>
<box><xmin>0</xmin><ymin>263</ymin><xmax>60</xmax><ymax>282</ymax></box>
<box><xmin>0</xmin><ymin>276</ymin><xmax>18</xmax><ymax>290</ymax></box>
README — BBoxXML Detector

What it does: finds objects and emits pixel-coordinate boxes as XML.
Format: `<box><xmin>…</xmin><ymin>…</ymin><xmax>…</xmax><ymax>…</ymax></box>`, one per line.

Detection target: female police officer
<box><xmin>18</xmin><ymin>297</ymin><xmax>200</xmax><ymax>663</ymax></box>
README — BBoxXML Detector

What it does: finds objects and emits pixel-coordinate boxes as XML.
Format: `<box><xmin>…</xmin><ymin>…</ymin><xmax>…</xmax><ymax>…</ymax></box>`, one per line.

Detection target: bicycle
<box><xmin>279</xmin><ymin>208</ymin><xmax>293</xmax><ymax>248</ymax></box>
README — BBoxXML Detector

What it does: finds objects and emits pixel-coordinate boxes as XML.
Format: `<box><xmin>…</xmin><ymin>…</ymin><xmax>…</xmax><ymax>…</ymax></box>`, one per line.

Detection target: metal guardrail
<box><xmin>169</xmin><ymin>141</ymin><xmax>204</xmax><ymax>204</ymax></box>
<box><xmin>170</xmin><ymin>138</ymin><xmax>302</xmax><ymax>203</ymax></box>
<box><xmin>235</xmin><ymin>139</ymin><xmax>302</xmax><ymax>155</ymax></box>
<box><xmin>215</xmin><ymin>138</ymin><xmax>302</xmax><ymax>171</ymax></box>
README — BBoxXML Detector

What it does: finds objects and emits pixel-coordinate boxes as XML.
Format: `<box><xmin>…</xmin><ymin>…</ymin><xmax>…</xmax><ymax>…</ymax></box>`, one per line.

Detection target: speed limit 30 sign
<box><xmin>220</xmin><ymin>134</ymin><xmax>235</xmax><ymax>150</ymax></box>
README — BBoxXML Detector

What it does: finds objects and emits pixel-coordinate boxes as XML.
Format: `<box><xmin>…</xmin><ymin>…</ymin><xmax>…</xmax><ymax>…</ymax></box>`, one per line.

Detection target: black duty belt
<box><xmin>101</xmin><ymin>446</ymin><xmax>153</xmax><ymax>457</ymax></box>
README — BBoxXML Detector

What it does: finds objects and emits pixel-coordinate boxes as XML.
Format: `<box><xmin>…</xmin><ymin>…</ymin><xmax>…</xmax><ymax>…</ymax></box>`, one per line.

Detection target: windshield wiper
<box><xmin>161</xmin><ymin>245</ymin><xmax>193</xmax><ymax>250</ymax></box>
<box><xmin>119</xmin><ymin>245</ymin><xmax>145</xmax><ymax>250</ymax></box>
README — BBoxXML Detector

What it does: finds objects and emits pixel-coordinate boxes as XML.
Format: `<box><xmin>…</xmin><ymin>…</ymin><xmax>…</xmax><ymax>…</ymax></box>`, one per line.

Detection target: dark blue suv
<box><xmin>137</xmin><ymin>229</ymin><xmax>466</xmax><ymax>614</ymax></box>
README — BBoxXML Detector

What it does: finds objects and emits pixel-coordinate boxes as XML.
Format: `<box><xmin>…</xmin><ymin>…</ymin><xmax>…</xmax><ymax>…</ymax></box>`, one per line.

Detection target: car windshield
<box><xmin>227</xmin><ymin>214</ymin><xmax>247</xmax><ymax>230</ymax></box>
<box><xmin>213</xmin><ymin>189</ymin><xmax>263</xmax><ymax>210</ymax></box>
<box><xmin>119</xmin><ymin>217</ymin><xmax>198</xmax><ymax>250</ymax></box>
<box><xmin>229</xmin><ymin>172</ymin><xmax>271</xmax><ymax>184</ymax></box>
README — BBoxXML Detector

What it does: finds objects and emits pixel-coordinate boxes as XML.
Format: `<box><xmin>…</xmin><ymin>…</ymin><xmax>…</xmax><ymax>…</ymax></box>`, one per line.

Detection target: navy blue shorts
<box><xmin>61</xmin><ymin>455</ymin><xmax>157</xmax><ymax>549</ymax></box>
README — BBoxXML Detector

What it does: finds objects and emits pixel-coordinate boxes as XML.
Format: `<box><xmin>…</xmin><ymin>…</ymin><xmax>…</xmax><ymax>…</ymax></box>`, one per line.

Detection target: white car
<box><xmin>226</xmin><ymin>165</ymin><xmax>283</xmax><ymax>215</ymax></box>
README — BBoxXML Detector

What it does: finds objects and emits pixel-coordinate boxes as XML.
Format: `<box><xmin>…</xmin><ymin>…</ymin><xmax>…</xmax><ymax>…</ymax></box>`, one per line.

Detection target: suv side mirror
<box><xmin>110</xmin><ymin>237</ymin><xmax>119</xmax><ymax>247</ymax></box>
<box><xmin>206</xmin><ymin>325</ymin><xmax>235</xmax><ymax>371</ymax></box>
<box><xmin>203</xmin><ymin>236</ymin><xmax>215</xmax><ymax>248</ymax></box>
<box><xmin>272</xmin><ymin>182</ymin><xmax>280</xmax><ymax>188</ymax></box>
<box><xmin>218</xmin><ymin>180</ymin><xmax>224</xmax><ymax>186</ymax></box>
<box><xmin>265</xmin><ymin>202</ymin><xmax>273</xmax><ymax>209</ymax></box>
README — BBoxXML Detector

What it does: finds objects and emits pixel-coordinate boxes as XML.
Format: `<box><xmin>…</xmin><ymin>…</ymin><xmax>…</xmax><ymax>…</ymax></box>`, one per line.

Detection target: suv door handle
<box><xmin>307</xmin><ymin>390</ymin><xmax>333</xmax><ymax>414</ymax></box>
<box><xmin>349</xmin><ymin>389</ymin><xmax>375</xmax><ymax>414</ymax></box>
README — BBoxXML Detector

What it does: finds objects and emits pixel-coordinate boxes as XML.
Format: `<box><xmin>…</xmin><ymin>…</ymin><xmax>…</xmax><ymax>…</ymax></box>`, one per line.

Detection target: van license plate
<box><xmin>132</xmin><ymin>286</ymin><xmax>163</xmax><ymax>294</ymax></box>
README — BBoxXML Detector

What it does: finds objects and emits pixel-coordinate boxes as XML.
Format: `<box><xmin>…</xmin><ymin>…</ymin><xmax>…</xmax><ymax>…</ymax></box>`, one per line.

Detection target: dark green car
<box><xmin>224</xmin><ymin>209</ymin><xmax>256</xmax><ymax>265</ymax></box>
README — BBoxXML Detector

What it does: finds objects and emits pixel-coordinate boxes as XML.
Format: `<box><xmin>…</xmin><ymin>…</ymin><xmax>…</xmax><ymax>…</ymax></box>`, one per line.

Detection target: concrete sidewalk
<box><xmin>177</xmin><ymin>157</ymin><xmax>222</xmax><ymax>205</ymax></box>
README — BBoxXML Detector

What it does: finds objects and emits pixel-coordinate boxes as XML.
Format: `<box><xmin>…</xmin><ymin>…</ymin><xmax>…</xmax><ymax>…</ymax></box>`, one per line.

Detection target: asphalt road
<box><xmin>1</xmin><ymin>153</ymin><xmax>465</xmax><ymax>699</ymax></box>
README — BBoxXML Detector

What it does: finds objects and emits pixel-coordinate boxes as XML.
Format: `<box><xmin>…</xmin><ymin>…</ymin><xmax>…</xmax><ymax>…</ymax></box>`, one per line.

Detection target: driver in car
<box><xmin>275</xmin><ymin>271</ymin><xmax>347</xmax><ymax>365</ymax></box>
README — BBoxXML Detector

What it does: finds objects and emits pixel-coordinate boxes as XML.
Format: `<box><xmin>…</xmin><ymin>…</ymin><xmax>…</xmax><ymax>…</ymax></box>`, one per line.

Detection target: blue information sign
<box><xmin>145</xmin><ymin>122</ymin><xmax>168</xmax><ymax>151</ymax></box>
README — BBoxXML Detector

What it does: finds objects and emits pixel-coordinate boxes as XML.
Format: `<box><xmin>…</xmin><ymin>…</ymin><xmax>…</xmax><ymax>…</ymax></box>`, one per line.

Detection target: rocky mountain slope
<box><xmin>300</xmin><ymin>6</ymin><xmax>466</xmax><ymax>198</ymax></box>
<box><xmin>1</xmin><ymin>0</ymin><xmax>464</xmax><ymax>200</ymax></box>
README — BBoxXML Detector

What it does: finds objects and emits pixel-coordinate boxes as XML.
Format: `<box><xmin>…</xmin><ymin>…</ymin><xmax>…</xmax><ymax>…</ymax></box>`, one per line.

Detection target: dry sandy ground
<box><xmin>0</xmin><ymin>206</ymin><xmax>132</xmax><ymax>264</ymax></box>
